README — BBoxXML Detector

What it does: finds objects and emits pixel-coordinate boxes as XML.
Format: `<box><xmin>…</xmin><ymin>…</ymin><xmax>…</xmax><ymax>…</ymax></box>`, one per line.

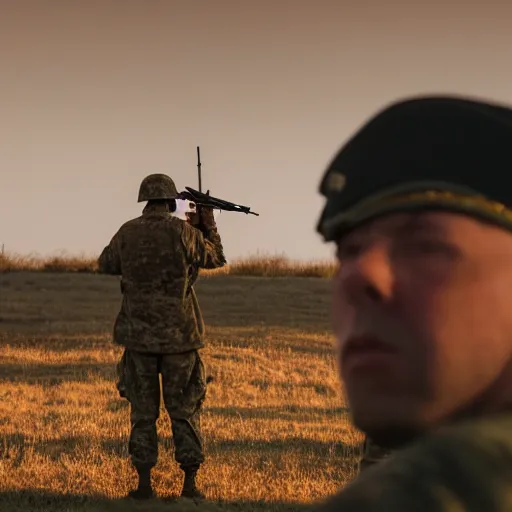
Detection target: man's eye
<box><xmin>403</xmin><ymin>239</ymin><xmax>454</xmax><ymax>255</ymax></box>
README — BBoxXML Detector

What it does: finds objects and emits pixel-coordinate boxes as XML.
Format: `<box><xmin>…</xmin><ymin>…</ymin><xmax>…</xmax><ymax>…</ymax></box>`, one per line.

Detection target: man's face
<box><xmin>331</xmin><ymin>211</ymin><xmax>512</xmax><ymax>441</ymax></box>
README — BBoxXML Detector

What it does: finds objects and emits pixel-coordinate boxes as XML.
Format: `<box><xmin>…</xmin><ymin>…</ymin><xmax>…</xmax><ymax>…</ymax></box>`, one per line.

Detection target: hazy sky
<box><xmin>3</xmin><ymin>1</ymin><xmax>512</xmax><ymax>262</ymax></box>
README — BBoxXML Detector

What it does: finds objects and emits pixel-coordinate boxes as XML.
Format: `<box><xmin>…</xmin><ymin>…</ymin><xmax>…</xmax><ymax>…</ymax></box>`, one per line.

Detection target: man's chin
<box><xmin>363</xmin><ymin>425</ymin><xmax>422</xmax><ymax>449</ymax></box>
<box><xmin>351</xmin><ymin>409</ymin><xmax>425</xmax><ymax>449</ymax></box>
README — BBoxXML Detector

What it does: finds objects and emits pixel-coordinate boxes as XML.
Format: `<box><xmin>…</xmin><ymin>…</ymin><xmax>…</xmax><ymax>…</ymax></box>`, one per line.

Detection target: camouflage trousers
<box><xmin>359</xmin><ymin>436</ymin><xmax>392</xmax><ymax>471</ymax></box>
<box><xmin>116</xmin><ymin>349</ymin><xmax>207</xmax><ymax>471</ymax></box>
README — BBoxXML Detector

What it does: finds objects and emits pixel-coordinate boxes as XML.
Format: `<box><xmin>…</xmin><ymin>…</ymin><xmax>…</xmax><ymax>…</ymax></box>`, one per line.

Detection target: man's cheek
<box><xmin>331</xmin><ymin>301</ymin><xmax>354</xmax><ymax>344</ymax></box>
<box><xmin>400</xmin><ymin>286</ymin><xmax>440</xmax><ymax>336</ymax></box>
<box><xmin>399</xmin><ymin>297</ymin><xmax>442</xmax><ymax>395</ymax></box>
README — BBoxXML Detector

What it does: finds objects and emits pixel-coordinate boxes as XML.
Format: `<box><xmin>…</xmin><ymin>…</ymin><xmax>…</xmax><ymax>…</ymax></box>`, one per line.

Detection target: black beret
<box><xmin>316</xmin><ymin>95</ymin><xmax>512</xmax><ymax>242</ymax></box>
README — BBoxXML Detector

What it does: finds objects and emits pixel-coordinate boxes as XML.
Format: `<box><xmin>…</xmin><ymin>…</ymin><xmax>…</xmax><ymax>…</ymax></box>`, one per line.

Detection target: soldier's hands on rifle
<box><xmin>186</xmin><ymin>210</ymin><xmax>201</xmax><ymax>227</ymax></box>
<box><xmin>197</xmin><ymin>205</ymin><xmax>216</xmax><ymax>232</ymax></box>
<box><xmin>178</xmin><ymin>189</ymin><xmax>216</xmax><ymax>232</ymax></box>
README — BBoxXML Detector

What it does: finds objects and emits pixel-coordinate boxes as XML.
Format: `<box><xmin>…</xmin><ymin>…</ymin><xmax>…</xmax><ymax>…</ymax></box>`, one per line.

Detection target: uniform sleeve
<box><xmin>180</xmin><ymin>222</ymin><xmax>227</xmax><ymax>269</ymax></box>
<box><xmin>312</xmin><ymin>417</ymin><xmax>512</xmax><ymax>512</ymax></box>
<box><xmin>98</xmin><ymin>231</ymin><xmax>122</xmax><ymax>275</ymax></box>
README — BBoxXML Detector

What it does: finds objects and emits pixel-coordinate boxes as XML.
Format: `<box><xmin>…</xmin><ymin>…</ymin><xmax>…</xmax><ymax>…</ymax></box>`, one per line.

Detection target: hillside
<box><xmin>0</xmin><ymin>268</ymin><xmax>362</xmax><ymax>512</ymax></box>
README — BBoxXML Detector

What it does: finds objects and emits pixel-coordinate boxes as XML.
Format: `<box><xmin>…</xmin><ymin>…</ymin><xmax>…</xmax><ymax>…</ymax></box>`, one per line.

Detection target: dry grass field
<box><xmin>0</xmin><ymin>251</ymin><xmax>338</xmax><ymax>279</ymax></box>
<box><xmin>0</xmin><ymin>254</ymin><xmax>363</xmax><ymax>512</ymax></box>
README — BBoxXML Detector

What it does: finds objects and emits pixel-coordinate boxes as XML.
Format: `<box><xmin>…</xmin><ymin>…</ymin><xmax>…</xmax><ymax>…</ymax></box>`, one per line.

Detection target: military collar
<box><xmin>142</xmin><ymin>203</ymin><xmax>170</xmax><ymax>216</ymax></box>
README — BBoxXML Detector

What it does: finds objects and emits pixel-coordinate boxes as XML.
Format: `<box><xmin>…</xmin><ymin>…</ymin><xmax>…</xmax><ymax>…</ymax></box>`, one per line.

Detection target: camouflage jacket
<box><xmin>313</xmin><ymin>412</ymin><xmax>512</xmax><ymax>511</ymax></box>
<box><xmin>98</xmin><ymin>203</ymin><xmax>226</xmax><ymax>353</ymax></box>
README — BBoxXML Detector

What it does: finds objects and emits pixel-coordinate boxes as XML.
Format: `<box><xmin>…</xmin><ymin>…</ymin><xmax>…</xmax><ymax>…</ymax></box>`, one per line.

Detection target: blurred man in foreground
<box><xmin>313</xmin><ymin>96</ymin><xmax>512</xmax><ymax>510</ymax></box>
<box><xmin>98</xmin><ymin>174</ymin><xmax>226</xmax><ymax>500</ymax></box>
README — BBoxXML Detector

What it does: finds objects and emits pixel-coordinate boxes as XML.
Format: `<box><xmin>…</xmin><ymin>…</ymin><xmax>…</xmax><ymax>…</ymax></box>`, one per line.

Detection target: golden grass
<box><xmin>0</xmin><ymin>271</ymin><xmax>362</xmax><ymax>511</ymax></box>
<box><xmin>0</xmin><ymin>251</ymin><xmax>338</xmax><ymax>278</ymax></box>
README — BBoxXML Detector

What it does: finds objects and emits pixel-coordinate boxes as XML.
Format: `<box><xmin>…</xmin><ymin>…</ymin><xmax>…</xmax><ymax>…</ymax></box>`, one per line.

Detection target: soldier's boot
<box><xmin>128</xmin><ymin>463</ymin><xmax>154</xmax><ymax>500</ymax></box>
<box><xmin>180</xmin><ymin>466</ymin><xmax>205</xmax><ymax>500</ymax></box>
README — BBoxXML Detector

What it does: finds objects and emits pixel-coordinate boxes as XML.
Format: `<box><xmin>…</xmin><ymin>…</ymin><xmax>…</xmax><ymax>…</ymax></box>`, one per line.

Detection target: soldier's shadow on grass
<box><xmin>0</xmin><ymin>488</ymin><xmax>309</xmax><ymax>511</ymax></box>
<box><xmin>209</xmin><ymin>437</ymin><xmax>354</xmax><ymax>460</ymax></box>
<box><xmin>0</xmin><ymin>361</ymin><xmax>115</xmax><ymax>385</ymax></box>
<box><xmin>1</xmin><ymin>430</ymin><xmax>356</xmax><ymax>464</ymax></box>
<box><xmin>0</xmin><ymin>433</ymin><xmax>130</xmax><ymax>464</ymax></box>
<box><xmin>204</xmin><ymin>405</ymin><xmax>349</xmax><ymax>422</ymax></box>
<box><xmin>207</xmin><ymin>338</ymin><xmax>333</xmax><ymax>357</ymax></box>
<box><xmin>0</xmin><ymin>332</ymin><xmax>115</xmax><ymax>352</ymax></box>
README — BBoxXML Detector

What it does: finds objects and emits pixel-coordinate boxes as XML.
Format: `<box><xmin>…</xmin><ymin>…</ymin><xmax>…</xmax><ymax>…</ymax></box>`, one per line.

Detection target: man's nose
<box><xmin>335</xmin><ymin>243</ymin><xmax>394</xmax><ymax>307</ymax></box>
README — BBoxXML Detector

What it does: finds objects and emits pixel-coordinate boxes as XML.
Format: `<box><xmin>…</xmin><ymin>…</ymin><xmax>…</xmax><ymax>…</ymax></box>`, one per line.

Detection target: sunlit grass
<box><xmin>0</xmin><ymin>267</ymin><xmax>356</xmax><ymax>511</ymax></box>
<box><xmin>0</xmin><ymin>251</ymin><xmax>337</xmax><ymax>278</ymax></box>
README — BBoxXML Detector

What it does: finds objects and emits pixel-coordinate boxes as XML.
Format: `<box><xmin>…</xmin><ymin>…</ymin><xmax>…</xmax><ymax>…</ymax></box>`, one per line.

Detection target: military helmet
<box><xmin>137</xmin><ymin>174</ymin><xmax>178</xmax><ymax>202</ymax></box>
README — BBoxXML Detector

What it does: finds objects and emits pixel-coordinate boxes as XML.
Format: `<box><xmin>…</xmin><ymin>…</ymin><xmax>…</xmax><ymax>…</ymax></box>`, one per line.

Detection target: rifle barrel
<box><xmin>197</xmin><ymin>146</ymin><xmax>202</xmax><ymax>192</ymax></box>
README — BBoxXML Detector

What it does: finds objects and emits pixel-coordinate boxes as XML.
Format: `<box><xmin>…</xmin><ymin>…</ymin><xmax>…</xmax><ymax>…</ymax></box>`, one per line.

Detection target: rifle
<box><xmin>177</xmin><ymin>147</ymin><xmax>259</xmax><ymax>216</ymax></box>
<box><xmin>179</xmin><ymin>186</ymin><xmax>259</xmax><ymax>216</ymax></box>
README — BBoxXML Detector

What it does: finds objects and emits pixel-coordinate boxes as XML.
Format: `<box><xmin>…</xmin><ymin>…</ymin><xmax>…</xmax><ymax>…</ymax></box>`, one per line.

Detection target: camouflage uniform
<box><xmin>359</xmin><ymin>436</ymin><xmax>392</xmax><ymax>472</ymax></box>
<box><xmin>98</xmin><ymin>173</ymin><xmax>226</xmax><ymax>499</ymax></box>
<box><xmin>116</xmin><ymin>349</ymin><xmax>206</xmax><ymax>470</ymax></box>
<box><xmin>314</xmin><ymin>413</ymin><xmax>512</xmax><ymax>511</ymax></box>
<box><xmin>99</xmin><ymin>206</ymin><xmax>221</xmax><ymax>355</ymax></box>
